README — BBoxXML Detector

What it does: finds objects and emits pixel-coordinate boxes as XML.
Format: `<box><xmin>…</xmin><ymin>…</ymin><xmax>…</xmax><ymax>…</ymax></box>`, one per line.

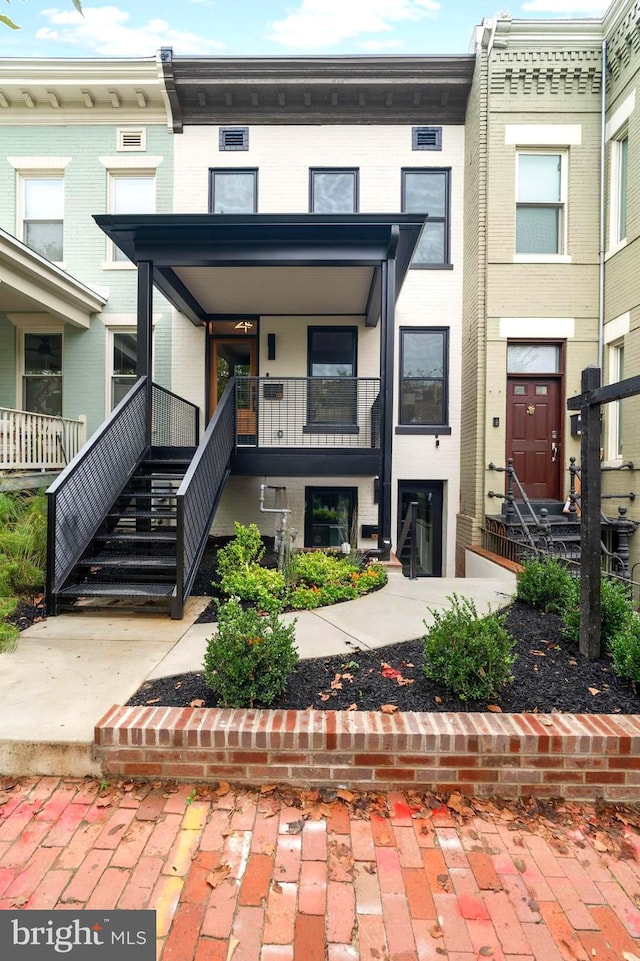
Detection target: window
<box><xmin>401</xmin><ymin>169</ymin><xmax>450</xmax><ymax>266</ymax></box>
<box><xmin>507</xmin><ymin>343</ymin><xmax>561</xmax><ymax>374</ymax></box>
<box><xmin>516</xmin><ymin>152</ymin><xmax>566</xmax><ymax>255</ymax></box>
<box><xmin>219</xmin><ymin>127</ymin><xmax>249</xmax><ymax>151</ymax></box>
<box><xmin>209</xmin><ymin>169</ymin><xmax>258</xmax><ymax>213</ymax></box>
<box><xmin>609</xmin><ymin>341</ymin><xmax>625</xmax><ymax>459</ymax></box>
<box><xmin>21</xmin><ymin>176</ymin><xmax>64</xmax><ymax>261</ymax></box>
<box><xmin>23</xmin><ymin>333</ymin><xmax>63</xmax><ymax>416</ymax></box>
<box><xmin>398</xmin><ymin>328</ymin><xmax>448</xmax><ymax>428</ymax></box>
<box><xmin>109</xmin><ymin>173</ymin><xmax>155</xmax><ymax>262</ymax></box>
<box><xmin>111</xmin><ymin>331</ymin><xmax>138</xmax><ymax>408</ymax></box>
<box><xmin>307</xmin><ymin>327</ymin><xmax>357</xmax><ymax>430</ymax></box>
<box><xmin>611</xmin><ymin>134</ymin><xmax>628</xmax><ymax>245</ymax></box>
<box><xmin>310</xmin><ymin>168</ymin><xmax>358</xmax><ymax>213</ymax></box>
<box><xmin>305</xmin><ymin>487</ymin><xmax>357</xmax><ymax>548</ymax></box>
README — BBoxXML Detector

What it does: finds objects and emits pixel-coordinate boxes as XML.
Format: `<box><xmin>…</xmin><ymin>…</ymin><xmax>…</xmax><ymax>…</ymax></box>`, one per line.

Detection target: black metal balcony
<box><xmin>232</xmin><ymin>376</ymin><xmax>382</xmax><ymax>476</ymax></box>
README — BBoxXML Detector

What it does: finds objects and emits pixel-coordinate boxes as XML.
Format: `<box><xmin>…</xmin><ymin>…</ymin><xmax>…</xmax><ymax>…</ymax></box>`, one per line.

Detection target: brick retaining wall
<box><xmin>94</xmin><ymin>707</ymin><xmax>640</xmax><ymax>802</ymax></box>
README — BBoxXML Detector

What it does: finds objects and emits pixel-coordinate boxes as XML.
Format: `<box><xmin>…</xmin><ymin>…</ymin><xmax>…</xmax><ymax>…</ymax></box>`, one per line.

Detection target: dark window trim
<box><xmin>398</xmin><ymin>326</ymin><xmax>449</xmax><ymax>428</ymax></box>
<box><xmin>208</xmin><ymin>168</ymin><xmax>258</xmax><ymax>214</ymax></box>
<box><xmin>412</xmin><ymin>126</ymin><xmax>442</xmax><ymax>151</ymax></box>
<box><xmin>219</xmin><ymin>126</ymin><xmax>249</xmax><ymax>151</ymax></box>
<box><xmin>309</xmin><ymin>167</ymin><xmax>359</xmax><ymax>213</ymax></box>
<box><xmin>401</xmin><ymin>167</ymin><xmax>451</xmax><ymax>268</ymax></box>
<box><xmin>307</xmin><ymin>325</ymin><xmax>358</xmax><ymax>432</ymax></box>
<box><xmin>304</xmin><ymin>485</ymin><xmax>358</xmax><ymax>549</ymax></box>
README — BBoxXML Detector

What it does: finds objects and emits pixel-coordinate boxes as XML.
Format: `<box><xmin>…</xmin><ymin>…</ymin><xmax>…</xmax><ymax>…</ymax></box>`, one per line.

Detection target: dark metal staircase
<box><xmin>55</xmin><ymin>449</ymin><xmax>193</xmax><ymax>608</ymax></box>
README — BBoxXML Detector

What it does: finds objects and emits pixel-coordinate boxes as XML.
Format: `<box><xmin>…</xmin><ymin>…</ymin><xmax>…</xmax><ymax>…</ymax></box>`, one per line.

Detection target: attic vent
<box><xmin>412</xmin><ymin>126</ymin><xmax>442</xmax><ymax>151</ymax></box>
<box><xmin>219</xmin><ymin>126</ymin><xmax>249</xmax><ymax>151</ymax></box>
<box><xmin>117</xmin><ymin>128</ymin><xmax>146</xmax><ymax>151</ymax></box>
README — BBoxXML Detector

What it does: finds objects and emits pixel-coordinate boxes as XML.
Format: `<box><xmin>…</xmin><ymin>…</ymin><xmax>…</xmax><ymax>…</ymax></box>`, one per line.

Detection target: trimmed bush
<box><xmin>219</xmin><ymin>566</ymin><xmax>285</xmax><ymax>613</ymax></box>
<box><xmin>610</xmin><ymin>615</ymin><xmax>640</xmax><ymax>684</ymax></box>
<box><xmin>216</xmin><ymin>522</ymin><xmax>265</xmax><ymax>578</ymax></box>
<box><xmin>203</xmin><ymin>599</ymin><xmax>298</xmax><ymax>708</ymax></box>
<box><xmin>516</xmin><ymin>557</ymin><xmax>574</xmax><ymax>615</ymax></box>
<box><xmin>422</xmin><ymin>594</ymin><xmax>516</xmax><ymax>701</ymax></box>
<box><xmin>562</xmin><ymin>575</ymin><xmax>634</xmax><ymax>650</ymax></box>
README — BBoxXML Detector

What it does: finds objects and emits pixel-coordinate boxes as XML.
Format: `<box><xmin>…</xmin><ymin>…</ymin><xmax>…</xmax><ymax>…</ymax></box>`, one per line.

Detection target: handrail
<box><xmin>0</xmin><ymin>407</ymin><xmax>86</xmax><ymax>471</ymax></box>
<box><xmin>47</xmin><ymin>377</ymin><xmax>148</xmax><ymax>610</ymax></box>
<box><xmin>397</xmin><ymin>500</ymin><xmax>418</xmax><ymax>579</ymax></box>
<box><xmin>173</xmin><ymin>378</ymin><xmax>236</xmax><ymax>618</ymax></box>
<box><xmin>152</xmin><ymin>383</ymin><xmax>200</xmax><ymax>448</ymax></box>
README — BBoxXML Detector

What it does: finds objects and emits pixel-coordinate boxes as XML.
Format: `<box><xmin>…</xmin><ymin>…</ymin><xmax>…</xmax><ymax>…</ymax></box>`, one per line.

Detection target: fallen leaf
<box><xmin>206</xmin><ymin>863</ymin><xmax>231</xmax><ymax>888</ymax></box>
<box><xmin>588</xmin><ymin>687</ymin><xmax>600</xmax><ymax>696</ymax></box>
<box><xmin>271</xmin><ymin>879</ymin><xmax>283</xmax><ymax>894</ymax></box>
<box><xmin>189</xmin><ymin>699</ymin><xmax>205</xmax><ymax>708</ymax></box>
<box><xmin>434</xmin><ymin>696</ymin><xmax>442</xmax><ymax>704</ymax></box>
<box><xmin>539</xmin><ymin>717</ymin><xmax>553</xmax><ymax>726</ymax></box>
<box><xmin>569</xmin><ymin>659</ymin><xmax>578</xmax><ymax>666</ymax></box>
<box><xmin>348</xmin><ymin>703</ymin><xmax>358</xmax><ymax>711</ymax></box>
<box><xmin>593</xmin><ymin>836</ymin><xmax>609</xmax><ymax>853</ymax></box>
<box><xmin>380</xmin><ymin>704</ymin><xmax>398</xmax><ymax>714</ymax></box>
<box><xmin>337</xmin><ymin>789</ymin><xmax>356</xmax><ymax>803</ymax></box>
<box><xmin>260</xmin><ymin>784</ymin><xmax>277</xmax><ymax>795</ymax></box>
<box><xmin>174</xmin><ymin>681</ymin><xmax>183</xmax><ymax>690</ymax></box>
<box><xmin>12</xmin><ymin>896</ymin><xmax>28</xmax><ymax>907</ymax></box>
<box><xmin>0</xmin><ymin>792</ymin><xmax>10</xmax><ymax>806</ymax></box>
<box><xmin>226</xmin><ymin>935</ymin><xmax>240</xmax><ymax>961</ymax></box>
<box><xmin>479</xmin><ymin>948</ymin><xmax>494</xmax><ymax>958</ymax></box>
<box><xmin>145</xmin><ymin>697</ymin><xmax>160</xmax><ymax>704</ymax></box>
<box><xmin>287</xmin><ymin>819</ymin><xmax>305</xmax><ymax>835</ymax></box>
<box><xmin>95</xmin><ymin>796</ymin><xmax>113</xmax><ymax>808</ymax></box>
<box><xmin>530</xmin><ymin>651</ymin><xmax>547</xmax><ymax>657</ymax></box>
<box><xmin>319</xmin><ymin>693</ymin><xmax>331</xmax><ymax>702</ymax></box>
<box><xmin>397</xmin><ymin>677</ymin><xmax>415</xmax><ymax>686</ymax></box>
<box><xmin>513</xmin><ymin>858</ymin><xmax>526</xmax><ymax>873</ymax></box>
<box><xmin>430</xmin><ymin>924</ymin><xmax>444</xmax><ymax>939</ymax></box>
<box><xmin>487</xmin><ymin>704</ymin><xmax>502</xmax><ymax>713</ymax></box>
<box><xmin>215</xmin><ymin>781</ymin><xmax>230</xmax><ymax>797</ymax></box>
<box><xmin>381</xmin><ymin>663</ymin><xmax>403</xmax><ymax>680</ymax></box>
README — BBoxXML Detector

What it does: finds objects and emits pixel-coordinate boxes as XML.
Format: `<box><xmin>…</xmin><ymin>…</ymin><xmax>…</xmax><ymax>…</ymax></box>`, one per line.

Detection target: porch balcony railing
<box><xmin>0</xmin><ymin>406</ymin><xmax>87</xmax><ymax>471</ymax></box>
<box><xmin>235</xmin><ymin>377</ymin><xmax>381</xmax><ymax>449</ymax></box>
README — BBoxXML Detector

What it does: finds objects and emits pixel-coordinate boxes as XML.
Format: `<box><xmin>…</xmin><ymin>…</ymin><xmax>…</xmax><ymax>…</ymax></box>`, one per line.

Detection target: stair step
<box><xmin>58</xmin><ymin>583</ymin><xmax>175</xmax><ymax>598</ymax></box>
<box><xmin>95</xmin><ymin>531</ymin><xmax>177</xmax><ymax>543</ymax></box>
<box><xmin>107</xmin><ymin>509</ymin><xmax>177</xmax><ymax>519</ymax></box>
<box><xmin>77</xmin><ymin>555</ymin><xmax>176</xmax><ymax>569</ymax></box>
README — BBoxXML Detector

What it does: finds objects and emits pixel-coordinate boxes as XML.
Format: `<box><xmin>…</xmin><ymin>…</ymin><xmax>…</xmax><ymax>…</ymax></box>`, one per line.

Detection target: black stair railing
<box><xmin>487</xmin><ymin>460</ymin><xmax>537</xmax><ymax>549</ymax></box>
<box><xmin>397</xmin><ymin>501</ymin><xmax>419</xmax><ymax>579</ymax></box>
<box><xmin>173</xmin><ymin>378</ymin><xmax>236</xmax><ymax>619</ymax></box>
<box><xmin>152</xmin><ymin>384</ymin><xmax>199</xmax><ymax>448</ymax></box>
<box><xmin>46</xmin><ymin>377</ymin><xmax>149</xmax><ymax>613</ymax></box>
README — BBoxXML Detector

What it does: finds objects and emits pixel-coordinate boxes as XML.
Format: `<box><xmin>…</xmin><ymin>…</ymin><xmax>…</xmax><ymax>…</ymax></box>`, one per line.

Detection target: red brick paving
<box><xmin>0</xmin><ymin>778</ymin><xmax>639</xmax><ymax>960</ymax></box>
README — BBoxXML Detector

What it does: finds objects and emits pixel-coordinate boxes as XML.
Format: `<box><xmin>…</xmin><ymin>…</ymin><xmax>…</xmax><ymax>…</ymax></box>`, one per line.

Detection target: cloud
<box><xmin>268</xmin><ymin>0</ymin><xmax>440</xmax><ymax>50</ymax></box>
<box><xmin>521</xmin><ymin>0</ymin><xmax>608</xmax><ymax>12</ymax></box>
<box><xmin>361</xmin><ymin>39</ymin><xmax>403</xmax><ymax>50</ymax></box>
<box><xmin>36</xmin><ymin>5</ymin><xmax>225</xmax><ymax>56</ymax></box>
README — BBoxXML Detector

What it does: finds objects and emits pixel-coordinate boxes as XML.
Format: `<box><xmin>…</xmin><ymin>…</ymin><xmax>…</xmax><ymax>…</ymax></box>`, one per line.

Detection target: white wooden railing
<box><xmin>0</xmin><ymin>407</ymin><xmax>86</xmax><ymax>471</ymax></box>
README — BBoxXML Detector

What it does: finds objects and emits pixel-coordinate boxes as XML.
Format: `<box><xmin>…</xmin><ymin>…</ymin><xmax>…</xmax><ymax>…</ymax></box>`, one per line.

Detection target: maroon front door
<box><xmin>506</xmin><ymin>377</ymin><xmax>562</xmax><ymax>500</ymax></box>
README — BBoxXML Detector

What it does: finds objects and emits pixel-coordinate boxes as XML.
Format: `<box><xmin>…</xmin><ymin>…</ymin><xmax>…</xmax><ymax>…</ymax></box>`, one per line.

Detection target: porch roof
<box><xmin>0</xmin><ymin>227</ymin><xmax>107</xmax><ymax>329</ymax></box>
<box><xmin>94</xmin><ymin>212</ymin><xmax>427</xmax><ymax>326</ymax></box>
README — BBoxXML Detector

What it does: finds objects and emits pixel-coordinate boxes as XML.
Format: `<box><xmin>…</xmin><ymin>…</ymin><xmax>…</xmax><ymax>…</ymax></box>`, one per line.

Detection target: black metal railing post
<box><xmin>614</xmin><ymin>505</ymin><xmax>634</xmax><ymax>580</ymax></box>
<box><xmin>568</xmin><ymin>457</ymin><xmax>579</xmax><ymax>520</ymax></box>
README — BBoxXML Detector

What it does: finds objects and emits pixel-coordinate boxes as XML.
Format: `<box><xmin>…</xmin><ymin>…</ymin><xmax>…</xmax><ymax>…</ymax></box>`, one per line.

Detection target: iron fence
<box><xmin>236</xmin><ymin>377</ymin><xmax>381</xmax><ymax>449</ymax></box>
<box><xmin>174</xmin><ymin>378</ymin><xmax>236</xmax><ymax>618</ymax></box>
<box><xmin>152</xmin><ymin>384</ymin><xmax>199</xmax><ymax>448</ymax></box>
<box><xmin>47</xmin><ymin>378</ymin><xmax>148</xmax><ymax>606</ymax></box>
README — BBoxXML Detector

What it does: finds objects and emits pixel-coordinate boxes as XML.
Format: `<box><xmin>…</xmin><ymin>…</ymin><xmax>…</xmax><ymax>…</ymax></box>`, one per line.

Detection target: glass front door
<box><xmin>397</xmin><ymin>481</ymin><xmax>443</xmax><ymax>577</ymax></box>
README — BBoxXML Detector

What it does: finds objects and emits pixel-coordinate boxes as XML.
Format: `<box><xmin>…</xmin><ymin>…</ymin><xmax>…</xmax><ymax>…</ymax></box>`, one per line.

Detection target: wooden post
<box><xmin>579</xmin><ymin>365</ymin><xmax>601</xmax><ymax>660</ymax></box>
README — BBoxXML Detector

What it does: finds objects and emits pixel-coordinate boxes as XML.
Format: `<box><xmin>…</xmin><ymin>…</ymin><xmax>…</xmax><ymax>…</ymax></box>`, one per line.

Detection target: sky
<box><xmin>1</xmin><ymin>0</ymin><xmax>611</xmax><ymax>58</ymax></box>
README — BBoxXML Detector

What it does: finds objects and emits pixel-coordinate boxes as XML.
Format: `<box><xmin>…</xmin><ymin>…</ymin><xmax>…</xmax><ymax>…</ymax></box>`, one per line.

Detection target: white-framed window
<box><xmin>110</xmin><ymin>329</ymin><xmax>138</xmax><ymax>409</ymax></box>
<box><xmin>22</xmin><ymin>331</ymin><xmax>63</xmax><ymax>416</ymax></box>
<box><xmin>610</xmin><ymin>132</ymin><xmax>628</xmax><ymax>247</ymax></box>
<box><xmin>19</xmin><ymin>174</ymin><xmax>64</xmax><ymax>262</ymax></box>
<box><xmin>107</xmin><ymin>172</ymin><xmax>155</xmax><ymax>263</ymax></box>
<box><xmin>608</xmin><ymin>340</ymin><xmax>625</xmax><ymax>460</ymax></box>
<box><xmin>515</xmin><ymin>151</ymin><xmax>567</xmax><ymax>257</ymax></box>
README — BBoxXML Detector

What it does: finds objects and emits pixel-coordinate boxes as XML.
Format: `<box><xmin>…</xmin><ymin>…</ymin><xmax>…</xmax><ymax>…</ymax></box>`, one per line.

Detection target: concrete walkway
<box><xmin>0</xmin><ymin>572</ymin><xmax>515</xmax><ymax>777</ymax></box>
<box><xmin>0</xmin><ymin>775</ymin><xmax>639</xmax><ymax>961</ymax></box>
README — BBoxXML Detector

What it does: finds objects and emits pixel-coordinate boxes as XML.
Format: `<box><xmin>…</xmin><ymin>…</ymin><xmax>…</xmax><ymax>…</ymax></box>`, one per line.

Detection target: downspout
<box><xmin>598</xmin><ymin>39</ymin><xmax>607</xmax><ymax>370</ymax></box>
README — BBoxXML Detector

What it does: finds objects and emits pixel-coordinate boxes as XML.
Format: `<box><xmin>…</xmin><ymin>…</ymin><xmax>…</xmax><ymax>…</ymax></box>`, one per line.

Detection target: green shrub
<box><xmin>516</xmin><ymin>557</ymin><xmax>574</xmax><ymax>614</ymax></box>
<box><xmin>611</xmin><ymin>615</ymin><xmax>640</xmax><ymax>683</ymax></box>
<box><xmin>0</xmin><ymin>491</ymin><xmax>46</xmax><ymax>597</ymax></box>
<box><xmin>220</xmin><ymin>565</ymin><xmax>285</xmax><ymax>613</ymax></box>
<box><xmin>216</xmin><ymin>523</ymin><xmax>265</xmax><ymax>579</ymax></box>
<box><xmin>422</xmin><ymin>594</ymin><xmax>516</xmax><ymax>701</ymax></box>
<box><xmin>562</xmin><ymin>575</ymin><xmax>634</xmax><ymax>650</ymax></box>
<box><xmin>0</xmin><ymin>597</ymin><xmax>18</xmax><ymax>653</ymax></box>
<box><xmin>203</xmin><ymin>599</ymin><xmax>298</xmax><ymax>707</ymax></box>
<box><xmin>290</xmin><ymin>550</ymin><xmax>356</xmax><ymax>588</ymax></box>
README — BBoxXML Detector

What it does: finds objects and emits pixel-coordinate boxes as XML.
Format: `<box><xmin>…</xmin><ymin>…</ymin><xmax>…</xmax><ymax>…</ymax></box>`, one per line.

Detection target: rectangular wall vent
<box><xmin>219</xmin><ymin>127</ymin><xmax>249</xmax><ymax>151</ymax></box>
<box><xmin>412</xmin><ymin>126</ymin><xmax>442</xmax><ymax>151</ymax></box>
<box><xmin>117</xmin><ymin>128</ymin><xmax>146</xmax><ymax>151</ymax></box>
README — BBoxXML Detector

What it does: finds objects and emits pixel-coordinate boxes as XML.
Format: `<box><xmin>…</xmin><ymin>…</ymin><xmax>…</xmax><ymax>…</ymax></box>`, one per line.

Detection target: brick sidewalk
<box><xmin>1</xmin><ymin>777</ymin><xmax>639</xmax><ymax>961</ymax></box>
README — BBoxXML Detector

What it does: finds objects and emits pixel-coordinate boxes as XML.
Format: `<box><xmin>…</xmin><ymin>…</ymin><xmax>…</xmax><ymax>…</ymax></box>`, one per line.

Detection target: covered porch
<box><xmin>47</xmin><ymin>213</ymin><xmax>425</xmax><ymax>617</ymax></box>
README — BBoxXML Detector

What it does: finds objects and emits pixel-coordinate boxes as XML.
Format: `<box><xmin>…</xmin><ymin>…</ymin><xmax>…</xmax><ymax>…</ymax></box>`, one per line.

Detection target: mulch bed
<box><xmin>126</xmin><ymin>599</ymin><xmax>640</xmax><ymax>715</ymax></box>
